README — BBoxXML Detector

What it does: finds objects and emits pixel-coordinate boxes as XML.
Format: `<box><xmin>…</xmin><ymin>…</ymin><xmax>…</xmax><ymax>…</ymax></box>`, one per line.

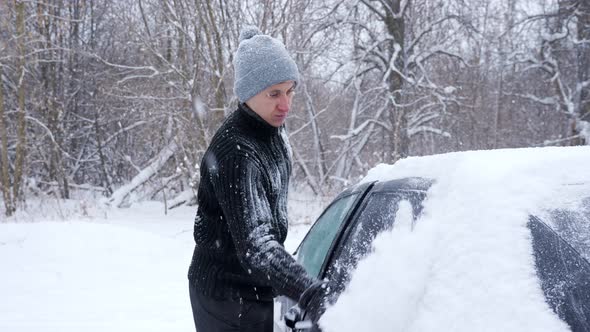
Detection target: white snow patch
<box><xmin>192</xmin><ymin>96</ymin><xmax>206</xmax><ymax>120</ymax></box>
<box><xmin>0</xmin><ymin>220</ymin><xmax>194</xmax><ymax>332</ymax></box>
<box><xmin>443</xmin><ymin>86</ymin><xmax>456</xmax><ymax>94</ymax></box>
<box><xmin>1</xmin><ymin>189</ymin><xmax>320</xmax><ymax>331</ymax></box>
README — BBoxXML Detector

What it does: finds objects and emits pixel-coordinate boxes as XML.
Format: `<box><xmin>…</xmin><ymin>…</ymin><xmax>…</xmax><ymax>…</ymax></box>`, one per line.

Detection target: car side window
<box><xmin>528</xmin><ymin>216</ymin><xmax>590</xmax><ymax>331</ymax></box>
<box><xmin>548</xmin><ymin>200</ymin><xmax>590</xmax><ymax>262</ymax></box>
<box><xmin>297</xmin><ymin>194</ymin><xmax>359</xmax><ymax>278</ymax></box>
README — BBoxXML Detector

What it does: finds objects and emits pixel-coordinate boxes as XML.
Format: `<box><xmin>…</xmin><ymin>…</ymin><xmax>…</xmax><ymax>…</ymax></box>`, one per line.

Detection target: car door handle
<box><xmin>284</xmin><ymin>305</ymin><xmax>301</xmax><ymax>329</ymax></box>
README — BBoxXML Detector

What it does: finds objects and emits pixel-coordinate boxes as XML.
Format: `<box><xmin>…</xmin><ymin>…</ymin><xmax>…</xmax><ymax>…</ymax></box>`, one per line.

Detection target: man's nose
<box><xmin>277</xmin><ymin>94</ymin><xmax>290</xmax><ymax>112</ymax></box>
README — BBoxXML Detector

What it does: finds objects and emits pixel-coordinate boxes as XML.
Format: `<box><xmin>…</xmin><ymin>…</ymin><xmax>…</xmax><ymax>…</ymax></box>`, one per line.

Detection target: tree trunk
<box><xmin>384</xmin><ymin>0</ymin><xmax>408</xmax><ymax>162</ymax></box>
<box><xmin>13</xmin><ymin>0</ymin><xmax>27</xmax><ymax>207</ymax></box>
<box><xmin>94</xmin><ymin>108</ymin><xmax>113</xmax><ymax>195</ymax></box>
<box><xmin>0</xmin><ymin>64</ymin><xmax>14</xmax><ymax>217</ymax></box>
<box><xmin>575</xmin><ymin>0</ymin><xmax>590</xmax><ymax>145</ymax></box>
<box><xmin>202</xmin><ymin>0</ymin><xmax>227</xmax><ymax>123</ymax></box>
<box><xmin>304</xmin><ymin>86</ymin><xmax>327</xmax><ymax>185</ymax></box>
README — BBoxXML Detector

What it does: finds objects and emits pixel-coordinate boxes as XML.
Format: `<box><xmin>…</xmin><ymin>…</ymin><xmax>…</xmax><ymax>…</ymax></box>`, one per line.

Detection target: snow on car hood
<box><xmin>320</xmin><ymin>146</ymin><xmax>590</xmax><ymax>332</ymax></box>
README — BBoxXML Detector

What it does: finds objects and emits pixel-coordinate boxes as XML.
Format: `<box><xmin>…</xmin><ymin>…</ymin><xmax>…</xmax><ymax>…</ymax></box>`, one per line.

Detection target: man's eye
<box><xmin>286</xmin><ymin>89</ymin><xmax>295</xmax><ymax>96</ymax></box>
<box><xmin>268</xmin><ymin>92</ymin><xmax>280</xmax><ymax>98</ymax></box>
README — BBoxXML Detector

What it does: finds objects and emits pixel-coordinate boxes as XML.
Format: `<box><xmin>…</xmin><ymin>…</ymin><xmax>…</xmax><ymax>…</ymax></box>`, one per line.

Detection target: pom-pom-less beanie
<box><xmin>233</xmin><ymin>26</ymin><xmax>299</xmax><ymax>103</ymax></box>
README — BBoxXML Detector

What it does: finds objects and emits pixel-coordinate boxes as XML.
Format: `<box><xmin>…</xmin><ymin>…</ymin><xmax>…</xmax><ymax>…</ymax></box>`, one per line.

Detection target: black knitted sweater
<box><xmin>187</xmin><ymin>103</ymin><xmax>315</xmax><ymax>302</ymax></box>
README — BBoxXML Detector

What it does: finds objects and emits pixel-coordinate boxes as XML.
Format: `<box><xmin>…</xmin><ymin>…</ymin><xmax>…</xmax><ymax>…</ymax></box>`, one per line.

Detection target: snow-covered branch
<box><xmin>408</xmin><ymin>126</ymin><xmax>451</xmax><ymax>138</ymax></box>
<box><xmin>104</xmin><ymin>139</ymin><xmax>179</xmax><ymax>208</ymax></box>
<box><xmin>510</xmin><ymin>93</ymin><xmax>558</xmax><ymax>106</ymax></box>
<box><xmin>331</xmin><ymin>119</ymin><xmax>392</xmax><ymax>141</ymax></box>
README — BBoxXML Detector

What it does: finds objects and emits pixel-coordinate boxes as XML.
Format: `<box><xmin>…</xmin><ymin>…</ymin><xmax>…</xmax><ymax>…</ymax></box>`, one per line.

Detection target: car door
<box><xmin>319</xmin><ymin>178</ymin><xmax>431</xmax><ymax>319</ymax></box>
<box><xmin>278</xmin><ymin>182</ymin><xmax>373</xmax><ymax>326</ymax></box>
<box><xmin>287</xmin><ymin>177</ymin><xmax>431</xmax><ymax>331</ymax></box>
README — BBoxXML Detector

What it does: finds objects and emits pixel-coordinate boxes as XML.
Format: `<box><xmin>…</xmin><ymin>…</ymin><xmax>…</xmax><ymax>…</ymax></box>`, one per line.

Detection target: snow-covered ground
<box><xmin>0</xmin><ymin>189</ymin><xmax>325</xmax><ymax>332</ymax></box>
<box><xmin>2</xmin><ymin>146</ymin><xmax>589</xmax><ymax>332</ymax></box>
<box><xmin>320</xmin><ymin>146</ymin><xmax>590</xmax><ymax>332</ymax></box>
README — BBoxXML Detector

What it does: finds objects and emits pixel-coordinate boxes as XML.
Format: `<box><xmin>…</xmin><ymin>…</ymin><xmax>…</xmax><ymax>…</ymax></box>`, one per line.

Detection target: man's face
<box><xmin>245</xmin><ymin>81</ymin><xmax>296</xmax><ymax>127</ymax></box>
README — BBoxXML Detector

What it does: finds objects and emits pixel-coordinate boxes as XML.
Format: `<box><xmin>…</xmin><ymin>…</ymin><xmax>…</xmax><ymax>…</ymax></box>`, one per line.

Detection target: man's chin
<box><xmin>271</xmin><ymin>118</ymin><xmax>287</xmax><ymax>127</ymax></box>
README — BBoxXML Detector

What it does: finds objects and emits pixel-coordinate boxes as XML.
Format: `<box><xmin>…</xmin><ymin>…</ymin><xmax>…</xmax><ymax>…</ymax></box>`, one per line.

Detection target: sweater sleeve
<box><xmin>210</xmin><ymin>152</ymin><xmax>316</xmax><ymax>301</ymax></box>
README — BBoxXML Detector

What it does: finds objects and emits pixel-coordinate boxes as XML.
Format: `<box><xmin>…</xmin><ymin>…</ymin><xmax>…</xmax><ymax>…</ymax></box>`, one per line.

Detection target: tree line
<box><xmin>1</xmin><ymin>0</ymin><xmax>588</xmax><ymax>217</ymax></box>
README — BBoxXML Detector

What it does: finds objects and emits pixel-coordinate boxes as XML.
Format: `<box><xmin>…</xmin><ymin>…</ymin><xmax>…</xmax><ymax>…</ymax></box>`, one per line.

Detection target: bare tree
<box><xmin>325</xmin><ymin>0</ymin><xmax>470</xmax><ymax>176</ymax></box>
<box><xmin>505</xmin><ymin>0</ymin><xmax>590</xmax><ymax>146</ymax></box>
<box><xmin>1</xmin><ymin>0</ymin><xmax>587</xmax><ymax>216</ymax></box>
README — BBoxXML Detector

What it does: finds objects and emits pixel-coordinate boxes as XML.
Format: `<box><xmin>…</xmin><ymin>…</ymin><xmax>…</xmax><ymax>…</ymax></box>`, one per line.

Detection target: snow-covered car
<box><xmin>278</xmin><ymin>146</ymin><xmax>590</xmax><ymax>332</ymax></box>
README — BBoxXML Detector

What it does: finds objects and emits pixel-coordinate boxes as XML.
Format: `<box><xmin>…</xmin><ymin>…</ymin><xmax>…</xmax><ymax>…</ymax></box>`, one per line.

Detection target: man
<box><xmin>187</xmin><ymin>26</ymin><xmax>322</xmax><ymax>332</ymax></box>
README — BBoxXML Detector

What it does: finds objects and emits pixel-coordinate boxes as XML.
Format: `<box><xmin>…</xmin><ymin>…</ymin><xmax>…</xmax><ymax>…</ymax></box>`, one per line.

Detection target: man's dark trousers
<box><xmin>189</xmin><ymin>282</ymin><xmax>274</xmax><ymax>332</ymax></box>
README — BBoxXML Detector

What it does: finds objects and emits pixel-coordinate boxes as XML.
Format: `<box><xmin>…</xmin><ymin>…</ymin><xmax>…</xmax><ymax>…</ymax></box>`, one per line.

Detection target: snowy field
<box><xmin>0</xmin><ymin>190</ymin><xmax>324</xmax><ymax>332</ymax></box>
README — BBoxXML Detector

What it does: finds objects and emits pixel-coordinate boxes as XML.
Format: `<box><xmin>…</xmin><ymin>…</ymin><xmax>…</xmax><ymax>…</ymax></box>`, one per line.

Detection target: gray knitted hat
<box><xmin>234</xmin><ymin>26</ymin><xmax>299</xmax><ymax>103</ymax></box>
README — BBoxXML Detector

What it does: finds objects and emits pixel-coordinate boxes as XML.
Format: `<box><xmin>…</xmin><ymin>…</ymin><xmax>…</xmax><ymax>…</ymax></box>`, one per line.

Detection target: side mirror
<box><xmin>284</xmin><ymin>305</ymin><xmax>313</xmax><ymax>330</ymax></box>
